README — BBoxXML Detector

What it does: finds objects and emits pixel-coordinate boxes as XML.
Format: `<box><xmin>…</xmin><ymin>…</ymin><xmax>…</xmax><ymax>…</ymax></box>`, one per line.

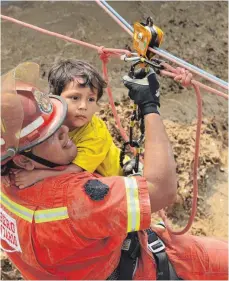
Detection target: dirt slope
<box><xmin>1</xmin><ymin>1</ymin><xmax>228</xmax><ymax>279</ymax></box>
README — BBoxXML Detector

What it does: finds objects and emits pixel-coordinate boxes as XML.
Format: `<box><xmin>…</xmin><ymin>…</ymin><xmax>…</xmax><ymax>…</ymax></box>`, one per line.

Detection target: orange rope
<box><xmin>161</xmin><ymin>63</ymin><xmax>228</xmax><ymax>100</ymax></box>
<box><xmin>99</xmin><ymin>50</ymin><xmax>129</xmax><ymax>142</ymax></box>
<box><xmin>1</xmin><ymin>15</ymin><xmax>131</xmax><ymax>57</ymax></box>
<box><xmin>159</xmin><ymin>65</ymin><xmax>203</xmax><ymax>234</ymax></box>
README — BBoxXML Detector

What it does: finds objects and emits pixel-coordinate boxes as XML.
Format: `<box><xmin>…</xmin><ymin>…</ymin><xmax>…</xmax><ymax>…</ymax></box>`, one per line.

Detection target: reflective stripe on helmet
<box><xmin>124</xmin><ymin>177</ymin><xmax>140</xmax><ymax>232</ymax></box>
<box><xmin>16</xmin><ymin>116</ymin><xmax>44</xmax><ymax>139</ymax></box>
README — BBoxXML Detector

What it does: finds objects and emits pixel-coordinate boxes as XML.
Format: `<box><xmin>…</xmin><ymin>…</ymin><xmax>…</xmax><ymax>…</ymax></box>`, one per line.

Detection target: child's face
<box><xmin>61</xmin><ymin>79</ymin><xmax>99</xmax><ymax>131</ymax></box>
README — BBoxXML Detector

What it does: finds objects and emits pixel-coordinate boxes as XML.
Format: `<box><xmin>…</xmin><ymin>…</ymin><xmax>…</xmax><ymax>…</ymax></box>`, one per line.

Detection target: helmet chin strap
<box><xmin>20</xmin><ymin>150</ymin><xmax>63</xmax><ymax>168</ymax></box>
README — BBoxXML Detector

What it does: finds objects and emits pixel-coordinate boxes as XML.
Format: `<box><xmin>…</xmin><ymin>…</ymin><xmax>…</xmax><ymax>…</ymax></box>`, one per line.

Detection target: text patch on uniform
<box><xmin>0</xmin><ymin>208</ymin><xmax>22</xmax><ymax>252</ymax></box>
<box><xmin>84</xmin><ymin>179</ymin><xmax>109</xmax><ymax>201</ymax></box>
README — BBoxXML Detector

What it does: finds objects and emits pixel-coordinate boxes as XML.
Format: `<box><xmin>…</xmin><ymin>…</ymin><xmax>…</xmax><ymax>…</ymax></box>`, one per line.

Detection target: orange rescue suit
<box><xmin>1</xmin><ymin>172</ymin><xmax>228</xmax><ymax>280</ymax></box>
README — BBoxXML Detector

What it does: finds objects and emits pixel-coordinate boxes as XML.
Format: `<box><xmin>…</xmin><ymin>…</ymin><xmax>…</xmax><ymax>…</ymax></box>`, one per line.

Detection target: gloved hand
<box><xmin>123</xmin><ymin>67</ymin><xmax>160</xmax><ymax>116</ymax></box>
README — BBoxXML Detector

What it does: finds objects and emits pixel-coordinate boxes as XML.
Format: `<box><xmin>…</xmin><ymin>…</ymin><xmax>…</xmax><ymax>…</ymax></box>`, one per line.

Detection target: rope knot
<box><xmin>98</xmin><ymin>46</ymin><xmax>109</xmax><ymax>64</ymax></box>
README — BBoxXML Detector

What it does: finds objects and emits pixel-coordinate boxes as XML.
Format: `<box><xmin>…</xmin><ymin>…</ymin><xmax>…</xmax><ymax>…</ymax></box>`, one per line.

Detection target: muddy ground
<box><xmin>1</xmin><ymin>1</ymin><xmax>228</xmax><ymax>279</ymax></box>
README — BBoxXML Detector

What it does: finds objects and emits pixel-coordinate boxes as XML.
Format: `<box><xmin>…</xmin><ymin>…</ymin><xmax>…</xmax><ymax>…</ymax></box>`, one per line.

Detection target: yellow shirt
<box><xmin>68</xmin><ymin>115</ymin><xmax>127</xmax><ymax>176</ymax></box>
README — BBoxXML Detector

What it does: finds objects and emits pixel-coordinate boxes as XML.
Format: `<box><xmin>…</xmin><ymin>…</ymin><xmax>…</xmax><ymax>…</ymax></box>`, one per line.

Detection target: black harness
<box><xmin>108</xmin><ymin>228</ymin><xmax>182</xmax><ymax>280</ymax></box>
<box><xmin>145</xmin><ymin>229</ymin><xmax>182</xmax><ymax>280</ymax></box>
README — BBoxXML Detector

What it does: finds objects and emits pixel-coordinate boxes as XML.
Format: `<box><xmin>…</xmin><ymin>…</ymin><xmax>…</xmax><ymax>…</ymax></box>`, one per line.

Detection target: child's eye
<box><xmin>71</xmin><ymin>96</ymin><xmax>79</xmax><ymax>101</ymax></box>
<box><xmin>88</xmin><ymin>97</ymin><xmax>96</xmax><ymax>102</ymax></box>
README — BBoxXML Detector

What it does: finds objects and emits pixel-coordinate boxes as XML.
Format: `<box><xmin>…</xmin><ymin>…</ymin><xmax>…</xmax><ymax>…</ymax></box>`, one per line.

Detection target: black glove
<box><xmin>123</xmin><ymin>67</ymin><xmax>160</xmax><ymax>116</ymax></box>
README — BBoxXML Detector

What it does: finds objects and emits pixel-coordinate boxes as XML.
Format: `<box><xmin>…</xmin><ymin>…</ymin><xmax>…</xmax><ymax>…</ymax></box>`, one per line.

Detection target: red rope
<box><xmin>149</xmin><ymin>47</ymin><xmax>229</xmax><ymax>91</ymax></box>
<box><xmin>159</xmin><ymin>65</ymin><xmax>203</xmax><ymax>234</ymax></box>
<box><xmin>161</xmin><ymin>63</ymin><xmax>228</xmax><ymax>100</ymax></box>
<box><xmin>1</xmin><ymin>15</ymin><xmax>131</xmax><ymax>57</ymax></box>
<box><xmin>86</xmin><ymin>41</ymin><xmax>210</xmax><ymax>235</ymax></box>
<box><xmin>99</xmin><ymin>47</ymin><xmax>129</xmax><ymax>142</ymax></box>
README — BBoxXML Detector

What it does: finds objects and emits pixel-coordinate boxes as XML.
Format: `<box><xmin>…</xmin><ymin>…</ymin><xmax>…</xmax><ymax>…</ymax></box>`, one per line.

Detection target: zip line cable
<box><xmin>97</xmin><ymin>0</ymin><xmax>228</xmax><ymax>90</ymax></box>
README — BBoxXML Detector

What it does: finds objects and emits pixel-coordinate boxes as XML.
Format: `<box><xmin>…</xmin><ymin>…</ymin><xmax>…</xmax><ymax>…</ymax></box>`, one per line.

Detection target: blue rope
<box><xmin>100</xmin><ymin>0</ymin><xmax>134</xmax><ymax>32</ymax></box>
<box><xmin>100</xmin><ymin>0</ymin><xmax>228</xmax><ymax>89</ymax></box>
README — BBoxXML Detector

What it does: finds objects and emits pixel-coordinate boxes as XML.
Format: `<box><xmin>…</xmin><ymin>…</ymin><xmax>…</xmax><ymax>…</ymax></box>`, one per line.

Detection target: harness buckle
<box><xmin>121</xmin><ymin>238</ymin><xmax>131</xmax><ymax>251</ymax></box>
<box><xmin>148</xmin><ymin>237</ymin><xmax>165</xmax><ymax>254</ymax></box>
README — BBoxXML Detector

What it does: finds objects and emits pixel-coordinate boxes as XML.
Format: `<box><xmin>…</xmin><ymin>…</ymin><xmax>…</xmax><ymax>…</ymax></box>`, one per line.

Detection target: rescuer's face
<box><xmin>32</xmin><ymin>125</ymin><xmax>77</xmax><ymax>166</ymax></box>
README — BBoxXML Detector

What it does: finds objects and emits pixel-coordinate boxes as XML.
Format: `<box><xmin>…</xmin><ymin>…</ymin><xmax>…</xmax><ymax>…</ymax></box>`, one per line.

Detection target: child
<box><xmin>14</xmin><ymin>59</ymin><xmax>129</xmax><ymax>188</ymax></box>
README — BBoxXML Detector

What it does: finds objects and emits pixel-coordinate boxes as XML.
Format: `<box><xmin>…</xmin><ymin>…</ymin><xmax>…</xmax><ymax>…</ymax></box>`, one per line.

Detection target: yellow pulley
<box><xmin>133</xmin><ymin>17</ymin><xmax>164</xmax><ymax>59</ymax></box>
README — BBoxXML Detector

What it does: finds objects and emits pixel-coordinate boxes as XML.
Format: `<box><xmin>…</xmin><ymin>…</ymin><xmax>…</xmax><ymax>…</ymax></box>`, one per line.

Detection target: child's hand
<box><xmin>13</xmin><ymin>170</ymin><xmax>43</xmax><ymax>189</ymax></box>
<box><xmin>174</xmin><ymin>67</ymin><xmax>193</xmax><ymax>87</ymax></box>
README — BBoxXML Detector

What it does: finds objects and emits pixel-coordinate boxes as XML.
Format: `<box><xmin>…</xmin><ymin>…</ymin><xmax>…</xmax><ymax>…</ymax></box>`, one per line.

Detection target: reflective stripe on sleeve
<box><xmin>0</xmin><ymin>192</ymin><xmax>69</xmax><ymax>223</ymax></box>
<box><xmin>124</xmin><ymin>177</ymin><xmax>140</xmax><ymax>232</ymax></box>
<box><xmin>0</xmin><ymin>192</ymin><xmax>34</xmax><ymax>222</ymax></box>
<box><xmin>34</xmin><ymin>207</ymin><xmax>69</xmax><ymax>223</ymax></box>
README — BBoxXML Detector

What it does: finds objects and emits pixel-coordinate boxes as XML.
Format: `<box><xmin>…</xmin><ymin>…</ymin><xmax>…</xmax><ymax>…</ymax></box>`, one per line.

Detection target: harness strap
<box><xmin>118</xmin><ymin>232</ymin><xmax>139</xmax><ymax>280</ymax></box>
<box><xmin>113</xmin><ymin>229</ymin><xmax>181</xmax><ymax>280</ymax></box>
<box><xmin>146</xmin><ymin>228</ymin><xmax>182</xmax><ymax>280</ymax></box>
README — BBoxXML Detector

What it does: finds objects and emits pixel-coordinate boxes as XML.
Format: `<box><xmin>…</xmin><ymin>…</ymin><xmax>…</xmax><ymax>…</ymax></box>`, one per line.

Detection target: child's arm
<box><xmin>14</xmin><ymin>164</ymin><xmax>83</xmax><ymax>189</ymax></box>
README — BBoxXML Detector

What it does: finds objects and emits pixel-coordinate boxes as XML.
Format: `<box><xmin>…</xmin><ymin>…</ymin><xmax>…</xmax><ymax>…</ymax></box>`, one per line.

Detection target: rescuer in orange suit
<box><xmin>1</xmin><ymin>62</ymin><xmax>228</xmax><ymax>280</ymax></box>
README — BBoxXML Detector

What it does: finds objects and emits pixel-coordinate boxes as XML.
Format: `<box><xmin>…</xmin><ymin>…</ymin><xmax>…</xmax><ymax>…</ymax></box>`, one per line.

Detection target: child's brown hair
<box><xmin>48</xmin><ymin>59</ymin><xmax>107</xmax><ymax>101</ymax></box>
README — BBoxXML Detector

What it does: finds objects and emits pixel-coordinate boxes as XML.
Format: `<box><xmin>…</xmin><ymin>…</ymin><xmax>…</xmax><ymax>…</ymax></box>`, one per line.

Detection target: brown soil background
<box><xmin>1</xmin><ymin>1</ymin><xmax>228</xmax><ymax>279</ymax></box>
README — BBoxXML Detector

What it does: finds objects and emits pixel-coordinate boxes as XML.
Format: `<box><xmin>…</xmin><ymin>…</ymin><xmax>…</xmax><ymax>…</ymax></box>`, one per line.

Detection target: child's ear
<box><xmin>13</xmin><ymin>155</ymin><xmax>35</xmax><ymax>171</ymax></box>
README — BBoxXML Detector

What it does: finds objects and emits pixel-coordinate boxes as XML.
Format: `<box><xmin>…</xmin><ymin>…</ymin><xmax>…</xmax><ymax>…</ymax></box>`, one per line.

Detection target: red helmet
<box><xmin>1</xmin><ymin>62</ymin><xmax>67</xmax><ymax>164</ymax></box>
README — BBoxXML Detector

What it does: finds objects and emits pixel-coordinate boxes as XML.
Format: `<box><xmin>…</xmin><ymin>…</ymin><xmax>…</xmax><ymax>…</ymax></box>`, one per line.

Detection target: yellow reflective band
<box><xmin>0</xmin><ymin>192</ymin><xmax>34</xmax><ymax>222</ymax></box>
<box><xmin>124</xmin><ymin>177</ymin><xmax>140</xmax><ymax>232</ymax></box>
<box><xmin>34</xmin><ymin>207</ymin><xmax>69</xmax><ymax>223</ymax></box>
<box><xmin>1</xmin><ymin>192</ymin><xmax>69</xmax><ymax>224</ymax></box>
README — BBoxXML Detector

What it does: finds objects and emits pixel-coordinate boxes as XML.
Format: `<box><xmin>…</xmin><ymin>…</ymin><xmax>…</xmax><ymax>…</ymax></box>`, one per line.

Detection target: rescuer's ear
<box><xmin>13</xmin><ymin>155</ymin><xmax>35</xmax><ymax>171</ymax></box>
